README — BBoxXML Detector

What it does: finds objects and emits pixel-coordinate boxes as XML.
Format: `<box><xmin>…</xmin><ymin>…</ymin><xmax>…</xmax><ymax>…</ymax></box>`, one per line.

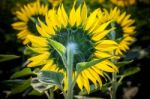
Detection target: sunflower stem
<box><xmin>66</xmin><ymin>43</ymin><xmax>74</xmax><ymax>99</ymax></box>
<box><xmin>49</xmin><ymin>89</ymin><xmax>54</xmax><ymax>99</ymax></box>
<box><xmin>111</xmin><ymin>72</ymin><xmax>118</xmax><ymax>99</ymax></box>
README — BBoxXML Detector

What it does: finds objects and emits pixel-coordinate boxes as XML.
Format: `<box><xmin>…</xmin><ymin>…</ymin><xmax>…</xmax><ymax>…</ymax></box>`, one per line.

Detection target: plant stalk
<box><xmin>111</xmin><ymin>72</ymin><xmax>117</xmax><ymax>99</ymax></box>
<box><xmin>66</xmin><ymin>44</ymin><xmax>74</xmax><ymax>99</ymax></box>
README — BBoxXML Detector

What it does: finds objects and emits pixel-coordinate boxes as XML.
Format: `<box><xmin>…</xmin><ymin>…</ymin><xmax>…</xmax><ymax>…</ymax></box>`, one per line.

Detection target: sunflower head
<box><xmin>27</xmin><ymin>2</ymin><xmax>118</xmax><ymax>92</ymax></box>
<box><xmin>48</xmin><ymin>0</ymin><xmax>62</xmax><ymax>7</ymax></box>
<box><xmin>91</xmin><ymin>0</ymin><xmax>105</xmax><ymax>4</ymax></box>
<box><xmin>12</xmin><ymin>1</ymin><xmax>48</xmax><ymax>44</ymax></box>
<box><xmin>111</xmin><ymin>0</ymin><xmax>136</xmax><ymax>7</ymax></box>
<box><xmin>99</xmin><ymin>7</ymin><xmax>136</xmax><ymax>56</ymax></box>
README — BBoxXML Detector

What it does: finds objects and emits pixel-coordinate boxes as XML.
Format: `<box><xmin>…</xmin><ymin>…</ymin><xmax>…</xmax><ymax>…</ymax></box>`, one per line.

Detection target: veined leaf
<box><xmin>31</xmin><ymin>78</ymin><xmax>54</xmax><ymax>93</ymax></box>
<box><xmin>1</xmin><ymin>80</ymin><xmax>24</xmax><ymax>88</ymax></box>
<box><xmin>123</xmin><ymin>67</ymin><xmax>140</xmax><ymax>77</ymax></box>
<box><xmin>28</xmin><ymin>90</ymin><xmax>43</xmax><ymax>96</ymax></box>
<box><xmin>115</xmin><ymin>60</ymin><xmax>133</xmax><ymax>68</ymax></box>
<box><xmin>0</xmin><ymin>54</ymin><xmax>20</xmax><ymax>62</ymax></box>
<box><xmin>48</xmin><ymin>39</ymin><xmax>66</xmax><ymax>57</ymax></box>
<box><xmin>38</xmin><ymin>71</ymin><xmax>64</xmax><ymax>86</ymax></box>
<box><xmin>76</xmin><ymin>58</ymin><xmax>109</xmax><ymax>74</ymax></box>
<box><xmin>11</xmin><ymin>78</ymin><xmax>31</xmax><ymax>94</ymax></box>
<box><xmin>11</xmin><ymin>68</ymin><xmax>34</xmax><ymax>79</ymax></box>
<box><xmin>47</xmin><ymin>39</ymin><xmax>67</xmax><ymax>67</ymax></box>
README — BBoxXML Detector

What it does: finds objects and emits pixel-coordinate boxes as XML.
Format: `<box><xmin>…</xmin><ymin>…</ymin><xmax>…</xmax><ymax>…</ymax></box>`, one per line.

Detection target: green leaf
<box><xmin>38</xmin><ymin>71</ymin><xmax>64</xmax><ymax>86</ymax></box>
<box><xmin>31</xmin><ymin>78</ymin><xmax>54</xmax><ymax>93</ymax></box>
<box><xmin>1</xmin><ymin>80</ymin><xmax>24</xmax><ymax>88</ymax></box>
<box><xmin>23</xmin><ymin>47</ymin><xmax>35</xmax><ymax>55</ymax></box>
<box><xmin>115</xmin><ymin>60</ymin><xmax>133</xmax><ymax>68</ymax></box>
<box><xmin>11</xmin><ymin>68</ymin><xmax>34</xmax><ymax>79</ymax></box>
<box><xmin>11</xmin><ymin>78</ymin><xmax>31</xmax><ymax>94</ymax></box>
<box><xmin>48</xmin><ymin>39</ymin><xmax>67</xmax><ymax>67</ymax></box>
<box><xmin>0</xmin><ymin>54</ymin><xmax>20</xmax><ymax>62</ymax></box>
<box><xmin>28</xmin><ymin>90</ymin><xmax>43</xmax><ymax>96</ymax></box>
<box><xmin>123</xmin><ymin>67</ymin><xmax>140</xmax><ymax>77</ymax></box>
<box><xmin>48</xmin><ymin>39</ymin><xmax>66</xmax><ymax>57</ymax></box>
<box><xmin>76</xmin><ymin>58</ymin><xmax>109</xmax><ymax>74</ymax></box>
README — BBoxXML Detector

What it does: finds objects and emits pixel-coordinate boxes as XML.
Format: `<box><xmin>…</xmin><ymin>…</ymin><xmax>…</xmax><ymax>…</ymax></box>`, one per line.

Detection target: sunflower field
<box><xmin>0</xmin><ymin>0</ymin><xmax>150</xmax><ymax>99</ymax></box>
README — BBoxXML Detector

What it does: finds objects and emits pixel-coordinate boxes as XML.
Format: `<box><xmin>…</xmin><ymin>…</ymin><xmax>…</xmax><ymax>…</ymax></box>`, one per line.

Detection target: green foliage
<box><xmin>48</xmin><ymin>39</ymin><xmax>67</xmax><ymax>67</ymax></box>
<box><xmin>31</xmin><ymin>78</ymin><xmax>54</xmax><ymax>93</ymax></box>
<box><xmin>115</xmin><ymin>60</ymin><xmax>133</xmax><ymax>68</ymax></box>
<box><xmin>123</xmin><ymin>67</ymin><xmax>140</xmax><ymax>77</ymax></box>
<box><xmin>11</xmin><ymin>78</ymin><xmax>31</xmax><ymax>94</ymax></box>
<box><xmin>38</xmin><ymin>71</ymin><xmax>64</xmax><ymax>86</ymax></box>
<box><xmin>48</xmin><ymin>39</ymin><xmax>66</xmax><ymax>57</ymax></box>
<box><xmin>76</xmin><ymin>58</ymin><xmax>109</xmax><ymax>74</ymax></box>
<box><xmin>11</xmin><ymin>68</ymin><xmax>34</xmax><ymax>79</ymax></box>
<box><xmin>0</xmin><ymin>54</ymin><xmax>20</xmax><ymax>62</ymax></box>
<box><xmin>28</xmin><ymin>90</ymin><xmax>43</xmax><ymax>96</ymax></box>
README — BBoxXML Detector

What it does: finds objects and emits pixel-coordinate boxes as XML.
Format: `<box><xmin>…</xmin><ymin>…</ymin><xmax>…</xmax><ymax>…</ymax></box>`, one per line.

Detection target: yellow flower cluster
<box><xmin>111</xmin><ymin>0</ymin><xmax>136</xmax><ymax>7</ymax></box>
<box><xmin>12</xmin><ymin>0</ymin><xmax>135</xmax><ymax>93</ymax></box>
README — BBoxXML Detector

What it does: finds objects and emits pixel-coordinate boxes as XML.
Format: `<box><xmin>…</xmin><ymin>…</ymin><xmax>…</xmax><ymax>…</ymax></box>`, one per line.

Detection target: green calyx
<box><xmin>49</xmin><ymin>27</ymin><xmax>95</xmax><ymax>70</ymax></box>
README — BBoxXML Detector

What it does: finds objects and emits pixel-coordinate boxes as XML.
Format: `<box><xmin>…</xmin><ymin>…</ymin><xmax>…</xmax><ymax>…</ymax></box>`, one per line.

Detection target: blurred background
<box><xmin>0</xmin><ymin>0</ymin><xmax>150</xmax><ymax>99</ymax></box>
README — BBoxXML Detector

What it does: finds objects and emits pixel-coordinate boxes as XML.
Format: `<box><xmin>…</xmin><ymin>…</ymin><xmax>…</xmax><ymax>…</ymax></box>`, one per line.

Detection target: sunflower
<box><xmin>91</xmin><ymin>0</ymin><xmax>105</xmax><ymax>4</ymax></box>
<box><xmin>100</xmin><ymin>7</ymin><xmax>135</xmax><ymax>56</ymax></box>
<box><xmin>111</xmin><ymin>0</ymin><xmax>136</xmax><ymax>7</ymax></box>
<box><xmin>27</xmin><ymin>2</ymin><xmax>118</xmax><ymax>93</ymax></box>
<box><xmin>12</xmin><ymin>1</ymin><xmax>48</xmax><ymax>44</ymax></box>
<box><xmin>48</xmin><ymin>0</ymin><xmax>62</xmax><ymax>7</ymax></box>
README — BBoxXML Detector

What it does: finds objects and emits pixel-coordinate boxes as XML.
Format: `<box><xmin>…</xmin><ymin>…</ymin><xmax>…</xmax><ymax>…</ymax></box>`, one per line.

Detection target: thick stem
<box><xmin>50</xmin><ymin>89</ymin><xmax>54</xmax><ymax>99</ymax></box>
<box><xmin>66</xmin><ymin>44</ymin><xmax>74</xmax><ymax>99</ymax></box>
<box><xmin>111</xmin><ymin>72</ymin><xmax>117</xmax><ymax>99</ymax></box>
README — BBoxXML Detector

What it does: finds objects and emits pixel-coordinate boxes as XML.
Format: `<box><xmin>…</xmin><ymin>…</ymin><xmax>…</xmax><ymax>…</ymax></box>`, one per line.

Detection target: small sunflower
<box><xmin>27</xmin><ymin>2</ymin><xmax>118</xmax><ymax>92</ymax></box>
<box><xmin>48</xmin><ymin>0</ymin><xmax>62</xmax><ymax>7</ymax></box>
<box><xmin>91</xmin><ymin>0</ymin><xmax>105</xmax><ymax>4</ymax></box>
<box><xmin>100</xmin><ymin>7</ymin><xmax>135</xmax><ymax>55</ymax></box>
<box><xmin>111</xmin><ymin>0</ymin><xmax>136</xmax><ymax>7</ymax></box>
<box><xmin>12</xmin><ymin>1</ymin><xmax>48</xmax><ymax>44</ymax></box>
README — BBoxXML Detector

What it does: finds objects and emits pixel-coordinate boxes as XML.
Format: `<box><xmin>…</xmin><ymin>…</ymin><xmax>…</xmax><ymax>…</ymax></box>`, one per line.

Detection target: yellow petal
<box><xmin>27</xmin><ymin>35</ymin><xmax>48</xmax><ymax>47</ymax></box>
<box><xmin>83</xmin><ymin>70</ymin><xmax>98</xmax><ymax>89</ymax></box>
<box><xmin>69</xmin><ymin>1</ymin><xmax>76</xmax><ymax>26</ymax></box>
<box><xmin>81</xmin><ymin>72</ymin><xmax>90</xmax><ymax>93</ymax></box>
<box><xmin>36</xmin><ymin>24</ymin><xmax>50</xmax><ymax>37</ymax></box>
<box><xmin>95</xmin><ymin>51</ymin><xmax>112</xmax><ymax>58</ymax></box>
<box><xmin>38</xmin><ymin>18</ymin><xmax>55</xmax><ymax>35</ymax></box>
<box><xmin>85</xmin><ymin>9</ymin><xmax>100</xmax><ymax>30</ymax></box>
<box><xmin>12</xmin><ymin>22</ymin><xmax>27</xmax><ymax>30</ymax></box>
<box><xmin>76</xmin><ymin>73</ymin><xmax>84</xmax><ymax>90</ymax></box>
<box><xmin>92</xmin><ymin>28</ymin><xmax>114</xmax><ymax>41</ymax></box>
<box><xmin>95</xmin><ymin>61</ymin><xmax>116</xmax><ymax>72</ymax></box>
<box><xmin>41</xmin><ymin>60</ymin><xmax>57</xmax><ymax>70</ymax></box>
<box><xmin>92</xmin><ymin>20</ymin><xmax>112</xmax><ymax>34</ymax></box>
<box><xmin>76</xmin><ymin>5</ymin><xmax>82</xmax><ymax>26</ymax></box>
<box><xmin>61</xmin><ymin>4</ymin><xmax>68</xmax><ymax>27</ymax></box>
<box><xmin>88</xmin><ymin>68</ymin><xmax>102</xmax><ymax>88</ymax></box>
<box><xmin>29</xmin><ymin>47</ymin><xmax>49</xmax><ymax>53</ymax></box>
<box><xmin>28</xmin><ymin>52</ymin><xmax>50</xmax><ymax>67</ymax></box>
<box><xmin>81</xmin><ymin>2</ymin><xmax>87</xmax><ymax>25</ymax></box>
